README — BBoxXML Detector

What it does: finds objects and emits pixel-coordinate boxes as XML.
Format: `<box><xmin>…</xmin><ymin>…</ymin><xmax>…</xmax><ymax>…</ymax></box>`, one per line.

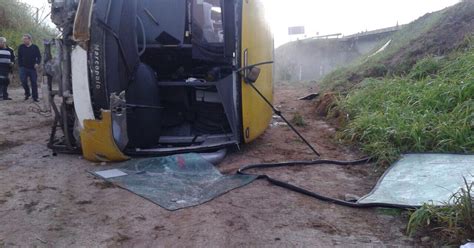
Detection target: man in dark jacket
<box><xmin>0</xmin><ymin>37</ymin><xmax>15</xmax><ymax>100</ymax></box>
<box><xmin>18</xmin><ymin>34</ymin><xmax>41</xmax><ymax>102</ymax></box>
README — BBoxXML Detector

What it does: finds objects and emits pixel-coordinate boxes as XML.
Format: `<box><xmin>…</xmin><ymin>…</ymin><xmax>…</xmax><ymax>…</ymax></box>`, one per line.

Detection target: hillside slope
<box><xmin>275</xmin><ymin>39</ymin><xmax>365</xmax><ymax>82</ymax></box>
<box><xmin>338</xmin><ymin>44</ymin><xmax>474</xmax><ymax>164</ymax></box>
<box><xmin>275</xmin><ymin>29</ymin><xmax>396</xmax><ymax>82</ymax></box>
<box><xmin>320</xmin><ymin>0</ymin><xmax>474</xmax><ymax>92</ymax></box>
<box><xmin>317</xmin><ymin>1</ymin><xmax>474</xmax><ymax>165</ymax></box>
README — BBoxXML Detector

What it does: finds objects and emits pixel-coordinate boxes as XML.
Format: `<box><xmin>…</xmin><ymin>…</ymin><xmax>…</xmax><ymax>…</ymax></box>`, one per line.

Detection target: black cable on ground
<box><xmin>238</xmin><ymin>158</ymin><xmax>416</xmax><ymax>210</ymax></box>
<box><xmin>243</xmin><ymin>77</ymin><xmax>415</xmax><ymax>210</ymax></box>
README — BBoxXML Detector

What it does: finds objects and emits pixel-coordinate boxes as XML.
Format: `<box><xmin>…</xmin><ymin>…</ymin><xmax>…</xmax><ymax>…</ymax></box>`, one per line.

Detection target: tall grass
<box><xmin>407</xmin><ymin>179</ymin><xmax>474</xmax><ymax>245</ymax></box>
<box><xmin>337</xmin><ymin>42</ymin><xmax>474</xmax><ymax>164</ymax></box>
<box><xmin>291</xmin><ymin>112</ymin><xmax>306</xmax><ymax>127</ymax></box>
<box><xmin>0</xmin><ymin>0</ymin><xmax>56</xmax><ymax>50</ymax></box>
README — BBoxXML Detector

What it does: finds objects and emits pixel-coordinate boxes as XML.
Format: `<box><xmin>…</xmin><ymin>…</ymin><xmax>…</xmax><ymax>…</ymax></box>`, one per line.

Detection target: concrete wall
<box><xmin>275</xmin><ymin>28</ymin><xmax>399</xmax><ymax>82</ymax></box>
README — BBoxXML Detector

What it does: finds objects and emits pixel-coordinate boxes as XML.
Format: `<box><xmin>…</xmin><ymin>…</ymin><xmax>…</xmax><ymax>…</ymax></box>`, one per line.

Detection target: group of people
<box><xmin>0</xmin><ymin>34</ymin><xmax>42</xmax><ymax>102</ymax></box>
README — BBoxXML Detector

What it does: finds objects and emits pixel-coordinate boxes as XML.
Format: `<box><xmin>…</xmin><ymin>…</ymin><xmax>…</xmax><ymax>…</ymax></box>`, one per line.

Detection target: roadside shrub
<box><xmin>291</xmin><ymin>112</ymin><xmax>306</xmax><ymax>127</ymax></box>
<box><xmin>364</xmin><ymin>63</ymin><xmax>388</xmax><ymax>78</ymax></box>
<box><xmin>338</xmin><ymin>45</ymin><xmax>474</xmax><ymax>165</ymax></box>
<box><xmin>0</xmin><ymin>0</ymin><xmax>57</xmax><ymax>50</ymax></box>
<box><xmin>407</xmin><ymin>179</ymin><xmax>474</xmax><ymax>245</ymax></box>
<box><xmin>409</xmin><ymin>56</ymin><xmax>442</xmax><ymax>80</ymax></box>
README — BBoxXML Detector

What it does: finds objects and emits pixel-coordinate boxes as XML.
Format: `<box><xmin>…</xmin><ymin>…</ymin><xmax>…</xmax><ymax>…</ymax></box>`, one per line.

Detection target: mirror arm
<box><xmin>235</xmin><ymin>60</ymin><xmax>274</xmax><ymax>73</ymax></box>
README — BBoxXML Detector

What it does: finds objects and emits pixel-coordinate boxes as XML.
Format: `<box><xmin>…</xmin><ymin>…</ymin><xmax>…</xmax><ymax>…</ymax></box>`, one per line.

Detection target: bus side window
<box><xmin>192</xmin><ymin>0</ymin><xmax>223</xmax><ymax>43</ymax></box>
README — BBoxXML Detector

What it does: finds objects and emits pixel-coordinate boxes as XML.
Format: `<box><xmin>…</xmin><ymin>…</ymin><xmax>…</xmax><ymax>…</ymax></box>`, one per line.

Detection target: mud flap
<box><xmin>80</xmin><ymin>110</ymin><xmax>129</xmax><ymax>162</ymax></box>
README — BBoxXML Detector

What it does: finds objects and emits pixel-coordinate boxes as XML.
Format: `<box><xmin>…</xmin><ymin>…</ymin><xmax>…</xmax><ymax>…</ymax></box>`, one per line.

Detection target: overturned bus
<box><xmin>45</xmin><ymin>0</ymin><xmax>274</xmax><ymax>162</ymax></box>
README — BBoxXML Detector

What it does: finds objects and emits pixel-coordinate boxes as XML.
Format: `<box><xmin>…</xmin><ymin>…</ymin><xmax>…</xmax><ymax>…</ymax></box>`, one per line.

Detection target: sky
<box><xmin>263</xmin><ymin>0</ymin><xmax>460</xmax><ymax>46</ymax></box>
<box><xmin>25</xmin><ymin>0</ymin><xmax>460</xmax><ymax>46</ymax></box>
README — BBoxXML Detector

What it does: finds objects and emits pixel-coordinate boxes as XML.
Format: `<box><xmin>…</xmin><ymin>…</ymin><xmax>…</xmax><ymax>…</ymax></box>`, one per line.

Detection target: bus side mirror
<box><xmin>244</xmin><ymin>66</ymin><xmax>261</xmax><ymax>84</ymax></box>
<box><xmin>237</xmin><ymin>61</ymin><xmax>272</xmax><ymax>84</ymax></box>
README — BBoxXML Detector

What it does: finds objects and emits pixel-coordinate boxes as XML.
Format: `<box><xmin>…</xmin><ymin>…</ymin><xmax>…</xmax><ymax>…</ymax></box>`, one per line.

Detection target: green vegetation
<box><xmin>409</xmin><ymin>56</ymin><xmax>442</xmax><ymax>80</ymax></box>
<box><xmin>337</xmin><ymin>43</ymin><xmax>474</xmax><ymax>164</ymax></box>
<box><xmin>291</xmin><ymin>112</ymin><xmax>306</xmax><ymax>127</ymax></box>
<box><xmin>407</xmin><ymin>179</ymin><xmax>473</xmax><ymax>245</ymax></box>
<box><xmin>317</xmin><ymin>1</ymin><xmax>474</xmax><ymax>165</ymax></box>
<box><xmin>316</xmin><ymin>1</ymin><xmax>474</xmax><ymax>245</ymax></box>
<box><xmin>320</xmin><ymin>1</ymin><xmax>473</xmax><ymax>93</ymax></box>
<box><xmin>320</xmin><ymin>9</ymin><xmax>444</xmax><ymax>92</ymax></box>
<box><xmin>0</xmin><ymin>0</ymin><xmax>56</xmax><ymax>51</ymax></box>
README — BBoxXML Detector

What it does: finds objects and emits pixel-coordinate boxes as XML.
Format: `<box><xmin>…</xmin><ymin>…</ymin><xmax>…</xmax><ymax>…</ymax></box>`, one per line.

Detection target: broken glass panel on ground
<box><xmin>358</xmin><ymin>154</ymin><xmax>474</xmax><ymax>207</ymax></box>
<box><xmin>92</xmin><ymin>153</ymin><xmax>257</xmax><ymax>211</ymax></box>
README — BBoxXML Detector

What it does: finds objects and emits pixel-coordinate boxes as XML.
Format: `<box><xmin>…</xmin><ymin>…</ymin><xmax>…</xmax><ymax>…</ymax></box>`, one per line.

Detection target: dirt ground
<box><xmin>0</xmin><ymin>84</ymin><xmax>417</xmax><ymax>247</ymax></box>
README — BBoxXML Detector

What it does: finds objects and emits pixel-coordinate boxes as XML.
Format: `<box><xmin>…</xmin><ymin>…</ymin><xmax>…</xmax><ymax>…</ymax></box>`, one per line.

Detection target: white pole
<box><xmin>299</xmin><ymin>65</ymin><xmax>302</xmax><ymax>81</ymax></box>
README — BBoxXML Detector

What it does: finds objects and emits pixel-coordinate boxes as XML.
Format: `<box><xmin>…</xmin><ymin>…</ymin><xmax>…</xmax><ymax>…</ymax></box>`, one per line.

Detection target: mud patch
<box><xmin>47</xmin><ymin>226</ymin><xmax>64</xmax><ymax>232</ymax></box>
<box><xmin>75</xmin><ymin>200</ymin><xmax>93</xmax><ymax>205</ymax></box>
<box><xmin>24</xmin><ymin>201</ymin><xmax>39</xmax><ymax>214</ymax></box>
<box><xmin>106</xmin><ymin>232</ymin><xmax>131</xmax><ymax>244</ymax></box>
<box><xmin>153</xmin><ymin>225</ymin><xmax>166</xmax><ymax>231</ymax></box>
<box><xmin>314</xmin><ymin>92</ymin><xmax>349</xmax><ymax>129</ymax></box>
<box><xmin>5</xmin><ymin>110</ymin><xmax>26</xmax><ymax>116</ymax></box>
<box><xmin>4</xmin><ymin>191</ymin><xmax>13</xmax><ymax>198</ymax></box>
<box><xmin>91</xmin><ymin>181</ymin><xmax>116</xmax><ymax>189</ymax></box>
<box><xmin>39</xmin><ymin>204</ymin><xmax>56</xmax><ymax>212</ymax></box>
<box><xmin>315</xmin><ymin>92</ymin><xmax>337</xmax><ymax>117</ymax></box>
<box><xmin>36</xmin><ymin>185</ymin><xmax>58</xmax><ymax>193</ymax></box>
<box><xmin>0</xmin><ymin>140</ymin><xmax>23</xmax><ymax>152</ymax></box>
<box><xmin>309</xmin><ymin>221</ymin><xmax>346</xmax><ymax>235</ymax></box>
<box><xmin>18</xmin><ymin>185</ymin><xmax>58</xmax><ymax>193</ymax></box>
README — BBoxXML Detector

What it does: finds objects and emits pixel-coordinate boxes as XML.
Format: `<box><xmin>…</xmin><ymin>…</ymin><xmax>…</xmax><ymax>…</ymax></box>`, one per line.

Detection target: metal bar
<box><xmin>248</xmin><ymin>83</ymin><xmax>320</xmax><ymax>157</ymax></box>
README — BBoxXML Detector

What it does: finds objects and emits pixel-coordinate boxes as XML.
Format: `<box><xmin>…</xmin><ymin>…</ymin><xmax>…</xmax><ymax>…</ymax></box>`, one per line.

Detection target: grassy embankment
<box><xmin>319</xmin><ymin>1</ymin><xmax>473</xmax><ymax>165</ymax></box>
<box><xmin>339</xmin><ymin>43</ymin><xmax>473</xmax><ymax>164</ymax></box>
<box><xmin>318</xmin><ymin>2</ymin><xmax>473</xmax><ymax>244</ymax></box>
